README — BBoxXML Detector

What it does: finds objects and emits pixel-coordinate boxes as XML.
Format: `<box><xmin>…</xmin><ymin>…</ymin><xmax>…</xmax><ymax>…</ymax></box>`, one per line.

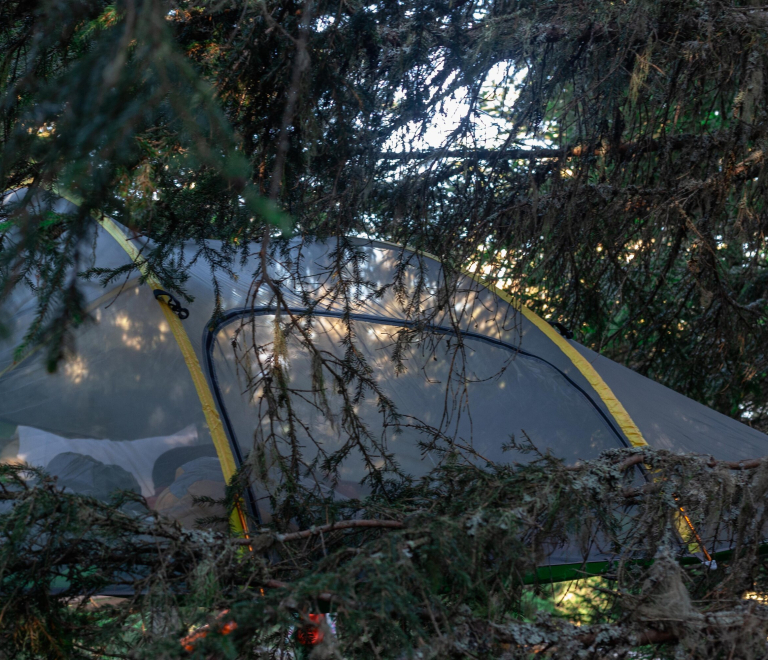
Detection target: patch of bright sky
<box><xmin>314</xmin><ymin>15</ymin><xmax>335</xmax><ymax>31</ymax></box>
<box><xmin>383</xmin><ymin>62</ymin><xmax>531</xmax><ymax>152</ymax></box>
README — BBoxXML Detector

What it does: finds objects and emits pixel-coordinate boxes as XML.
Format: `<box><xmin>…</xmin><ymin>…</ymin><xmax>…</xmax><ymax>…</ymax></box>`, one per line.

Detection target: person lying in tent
<box><xmin>151</xmin><ymin>447</ymin><xmax>229</xmax><ymax>531</ymax></box>
<box><xmin>0</xmin><ymin>421</ymin><xmax>229</xmax><ymax>530</ymax></box>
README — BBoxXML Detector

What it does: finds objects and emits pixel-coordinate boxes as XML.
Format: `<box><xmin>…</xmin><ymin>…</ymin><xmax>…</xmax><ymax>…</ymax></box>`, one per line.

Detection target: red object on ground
<box><xmin>180</xmin><ymin>609</ymin><xmax>238</xmax><ymax>652</ymax></box>
<box><xmin>296</xmin><ymin>613</ymin><xmax>325</xmax><ymax>646</ymax></box>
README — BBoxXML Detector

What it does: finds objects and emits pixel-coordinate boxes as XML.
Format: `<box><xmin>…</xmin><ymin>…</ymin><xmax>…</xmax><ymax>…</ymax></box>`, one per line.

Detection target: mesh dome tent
<box><xmin>2</xmin><ymin>189</ymin><xmax>768</xmax><ymax>564</ymax></box>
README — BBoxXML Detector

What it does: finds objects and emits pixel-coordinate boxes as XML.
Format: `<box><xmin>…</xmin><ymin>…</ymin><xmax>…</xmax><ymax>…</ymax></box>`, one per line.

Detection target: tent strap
<box><xmin>51</xmin><ymin>188</ymin><xmax>247</xmax><ymax>536</ymax></box>
<box><xmin>96</xmin><ymin>214</ymin><xmax>248</xmax><ymax>536</ymax></box>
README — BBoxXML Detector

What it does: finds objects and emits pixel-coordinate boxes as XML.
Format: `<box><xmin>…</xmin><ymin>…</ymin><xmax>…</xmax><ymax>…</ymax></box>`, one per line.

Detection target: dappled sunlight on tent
<box><xmin>3</xmin><ymin>205</ymin><xmax>768</xmax><ymax>564</ymax></box>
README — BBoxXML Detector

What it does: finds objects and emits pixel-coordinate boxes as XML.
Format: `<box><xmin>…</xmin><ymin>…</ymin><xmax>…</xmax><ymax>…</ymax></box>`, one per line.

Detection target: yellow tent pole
<box><xmin>460</xmin><ymin>263</ymin><xmax>715</xmax><ymax>558</ymax></box>
<box><xmin>469</xmin><ymin>275</ymin><xmax>648</xmax><ymax>448</ymax></box>
<box><xmin>51</xmin><ymin>187</ymin><xmax>248</xmax><ymax>536</ymax></box>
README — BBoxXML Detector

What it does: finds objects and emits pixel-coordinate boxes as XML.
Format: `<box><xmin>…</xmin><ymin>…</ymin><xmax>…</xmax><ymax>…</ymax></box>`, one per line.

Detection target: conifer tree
<box><xmin>2</xmin><ymin>0</ymin><xmax>767</xmax><ymax>424</ymax></box>
<box><xmin>1</xmin><ymin>2</ymin><xmax>768</xmax><ymax>657</ymax></box>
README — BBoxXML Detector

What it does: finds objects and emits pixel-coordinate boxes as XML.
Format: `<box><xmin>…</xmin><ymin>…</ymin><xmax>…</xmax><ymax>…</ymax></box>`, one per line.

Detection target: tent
<box><xmin>2</xmin><ymin>189</ymin><xmax>767</xmax><ymax>562</ymax></box>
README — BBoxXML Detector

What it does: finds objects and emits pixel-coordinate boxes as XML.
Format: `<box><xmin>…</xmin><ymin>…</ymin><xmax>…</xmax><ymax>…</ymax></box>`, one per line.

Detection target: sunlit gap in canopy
<box><xmin>380</xmin><ymin>61</ymin><xmax>529</xmax><ymax>156</ymax></box>
<box><xmin>355</xmin><ymin>60</ymin><xmax>559</xmax><ymax>311</ymax></box>
<box><xmin>357</xmin><ymin>63</ymin><xmax>541</xmax><ymax>241</ymax></box>
<box><xmin>355</xmin><ymin>61</ymin><xmax>530</xmax><ymax>241</ymax></box>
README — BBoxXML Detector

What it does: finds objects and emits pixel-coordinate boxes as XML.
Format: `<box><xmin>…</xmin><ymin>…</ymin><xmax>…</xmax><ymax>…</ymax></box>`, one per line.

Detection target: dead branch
<box><xmin>706</xmin><ymin>456</ymin><xmax>767</xmax><ymax>470</ymax></box>
<box><xmin>236</xmin><ymin>519</ymin><xmax>405</xmax><ymax>545</ymax></box>
<box><xmin>576</xmin><ymin>627</ymin><xmax>677</xmax><ymax>648</ymax></box>
<box><xmin>375</xmin><ymin>136</ymin><xmax>693</xmax><ymax>163</ymax></box>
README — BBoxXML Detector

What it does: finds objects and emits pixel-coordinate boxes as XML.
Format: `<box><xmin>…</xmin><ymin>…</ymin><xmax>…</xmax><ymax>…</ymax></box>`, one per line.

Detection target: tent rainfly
<box><xmin>2</xmin><ymin>190</ymin><xmax>768</xmax><ymax>567</ymax></box>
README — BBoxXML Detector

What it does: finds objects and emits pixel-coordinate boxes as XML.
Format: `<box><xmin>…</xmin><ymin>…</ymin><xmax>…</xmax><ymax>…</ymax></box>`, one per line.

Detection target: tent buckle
<box><xmin>153</xmin><ymin>289</ymin><xmax>190</xmax><ymax>320</ymax></box>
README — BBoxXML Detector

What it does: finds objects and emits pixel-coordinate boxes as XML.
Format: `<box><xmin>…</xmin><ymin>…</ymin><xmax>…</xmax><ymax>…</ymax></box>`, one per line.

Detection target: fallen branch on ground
<box><xmin>236</xmin><ymin>519</ymin><xmax>405</xmax><ymax>545</ymax></box>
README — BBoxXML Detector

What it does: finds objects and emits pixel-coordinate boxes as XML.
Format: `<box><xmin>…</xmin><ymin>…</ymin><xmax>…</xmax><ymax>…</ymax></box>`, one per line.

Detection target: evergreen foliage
<box><xmin>1</xmin><ymin>0</ymin><xmax>767</xmax><ymax>423</ymax></box>
<box><xmin>1</xmin><ymin>1</ymin><xmax>768</xmax><ymax>657</ymax></box>
<box><xmin>3</xmin><ymin>449</ymin><xmax>768</xmax><ymax>658</ymax></box>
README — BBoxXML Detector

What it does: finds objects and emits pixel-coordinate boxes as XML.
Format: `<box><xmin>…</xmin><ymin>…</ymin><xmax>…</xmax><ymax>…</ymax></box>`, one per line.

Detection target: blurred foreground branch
<box><xmin>2</xmin><ymin>446</ymin><xmax>768</xmax><ymax>658</ymax></box>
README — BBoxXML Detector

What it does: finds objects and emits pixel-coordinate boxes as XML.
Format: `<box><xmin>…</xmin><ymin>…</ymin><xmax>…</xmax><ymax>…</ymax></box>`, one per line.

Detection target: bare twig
<box><xmin>706</xmin><ymin>456</ymin><xmax>767</xmax><ymax>470</ymax></box>
<box><xmin>268</xmin><ymin>1</ymin><xmax>313</xmax><ymax>201</ymax></box>
<box><xmin>237</xmin><ymin>519</ymin><xmax>405</xmax><ymax>545</ymax></box>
